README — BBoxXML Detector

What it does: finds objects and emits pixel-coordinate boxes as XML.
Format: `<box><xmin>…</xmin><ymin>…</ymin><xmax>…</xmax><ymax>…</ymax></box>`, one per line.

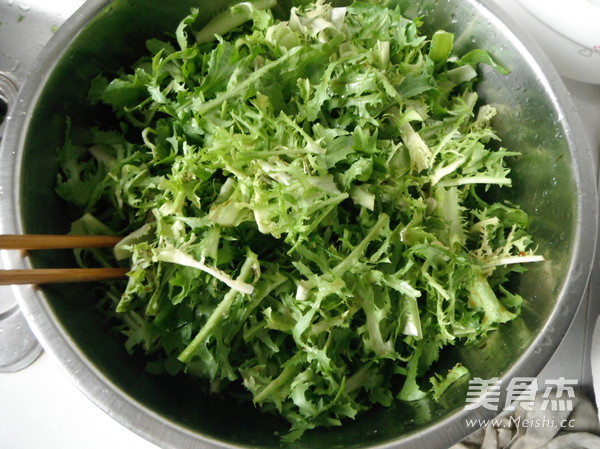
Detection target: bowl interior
<box><xmin>14</xmin><ymin>0</ymin><xmax>591</xmax><ymax>448</ymax></box>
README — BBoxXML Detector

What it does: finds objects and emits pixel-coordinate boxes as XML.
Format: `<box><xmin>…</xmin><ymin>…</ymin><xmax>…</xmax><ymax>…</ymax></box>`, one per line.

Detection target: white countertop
<box><xmin>0</xmin><ymin>351</ymin><xmax>157</xmax><ymax>449</ymax></box>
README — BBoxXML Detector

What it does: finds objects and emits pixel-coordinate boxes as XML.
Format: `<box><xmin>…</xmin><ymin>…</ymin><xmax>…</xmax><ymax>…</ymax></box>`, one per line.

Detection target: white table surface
<box><xmin>1</xmin><ymin>1</ymin><xmax>599</xmax><ymax>448</ymax></box>
<box><xmin>0</xmin><ymin>351</ymin><xmax>158</xmax><ymax>449</ymax></box>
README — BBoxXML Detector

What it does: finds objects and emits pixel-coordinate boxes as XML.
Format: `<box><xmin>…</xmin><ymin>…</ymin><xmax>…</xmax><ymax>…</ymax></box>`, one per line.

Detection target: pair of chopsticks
<box><xmin>0</xmin><ymin>235</ymin><xmax>128</xmax><ymax>285</ymax></box>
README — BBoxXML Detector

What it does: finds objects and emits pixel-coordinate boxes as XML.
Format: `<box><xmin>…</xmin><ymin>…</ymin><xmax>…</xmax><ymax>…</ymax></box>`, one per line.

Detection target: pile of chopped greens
<box><xmin>56</xmin><ymin>0</ymin><xmax>544</xmax><ymax>441</ymax></box>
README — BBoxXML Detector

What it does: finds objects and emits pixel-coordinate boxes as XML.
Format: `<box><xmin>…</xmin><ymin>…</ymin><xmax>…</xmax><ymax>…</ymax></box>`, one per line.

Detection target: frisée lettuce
<box><xmin>56</xmin><ymin>0</ymin><xmax>544</xmax><ymax>441</ymax></box>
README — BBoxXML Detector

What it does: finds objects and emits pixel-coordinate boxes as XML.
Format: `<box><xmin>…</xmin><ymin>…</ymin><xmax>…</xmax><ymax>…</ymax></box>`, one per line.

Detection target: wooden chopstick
<box><xmin>0</xmin><ymin>234</ymin><xmax>122</xmax><ymax>250</ymax></box>
<box><xmin>0</xmin><ymin>268</ymin><xmax>130</xmax><ymax>285</ymax></box>
<box><xmin>0</xmin><ymin>234</ymin><xmax>128</xmax><ymax>285</ymax></box>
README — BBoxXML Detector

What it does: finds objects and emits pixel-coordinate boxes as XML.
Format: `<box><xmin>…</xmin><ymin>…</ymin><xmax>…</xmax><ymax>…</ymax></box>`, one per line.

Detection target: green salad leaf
<box><xmin>56</xmin><ymin>0</ymin><xmax>543</xmax><ymax>441</ymax></box>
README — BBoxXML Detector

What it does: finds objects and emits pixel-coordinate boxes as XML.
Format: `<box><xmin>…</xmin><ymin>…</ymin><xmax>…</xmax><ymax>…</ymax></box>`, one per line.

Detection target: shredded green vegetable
<box><xmin>56</xmin><ymin>0</ymin><xmax>543</xmax><ymax>441</ymax></box>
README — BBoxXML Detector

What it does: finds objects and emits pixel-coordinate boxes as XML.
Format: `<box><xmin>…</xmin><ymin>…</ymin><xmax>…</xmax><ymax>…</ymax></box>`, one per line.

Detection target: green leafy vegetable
<box><xmin>56</xmin><ymin>0</ymin><xmax>543</xmax><ymax>441</ymax></box>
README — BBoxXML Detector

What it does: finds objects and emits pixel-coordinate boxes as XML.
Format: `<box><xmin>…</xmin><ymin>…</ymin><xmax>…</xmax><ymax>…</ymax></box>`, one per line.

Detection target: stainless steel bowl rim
<box><xmin>0</xmin><ymin>0</ymin><xmax>597</xmax><ymax>448</ymax></box>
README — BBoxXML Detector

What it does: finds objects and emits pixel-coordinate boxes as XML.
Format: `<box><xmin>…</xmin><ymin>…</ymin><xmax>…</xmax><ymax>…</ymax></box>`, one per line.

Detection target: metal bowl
<box><xmin>0</xmin><ymin>0</ymin><xmax>597</xmax><ymax>448</ymax></box>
